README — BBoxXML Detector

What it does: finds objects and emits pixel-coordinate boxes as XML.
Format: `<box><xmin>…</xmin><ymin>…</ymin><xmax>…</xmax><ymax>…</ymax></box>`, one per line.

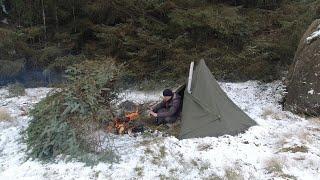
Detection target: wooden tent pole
<box><xmin>187</xmin><ymin>61</ymin><xmax>194</xmax><ymax>94</ymax></box>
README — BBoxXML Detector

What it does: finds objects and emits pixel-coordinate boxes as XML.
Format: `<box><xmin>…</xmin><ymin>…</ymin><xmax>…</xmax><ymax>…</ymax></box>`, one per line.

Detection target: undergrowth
<box><xmin>2</xmin><ymin>0</ymin><xmax>320</xmax><ymax>83</ymax></box>
<box><xmin>7</xmin><ymin>82</ymin><xmax>26</xmax><ymax>97</ymax></box>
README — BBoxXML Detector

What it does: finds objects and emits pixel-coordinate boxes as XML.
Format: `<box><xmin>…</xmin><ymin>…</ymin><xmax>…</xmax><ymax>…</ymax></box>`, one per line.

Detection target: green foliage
<box><xmin>45</xmin><ymin>55</ymin><xmax>85</xmax><ymax>73</ymax></box>
<box><xmin>0</xmin><ymin>28</ymin><xmax>19</xmax><ymax>60</ymax></box>
<box><xmin>169</xmin><ymin>5</ymin><xmax>250</xmax><ymax>48</ymax></box>
<box><xmin>243</xmin><ymin>0</ymin><xmax>283</xmax><ymax>9</ymax></box>
<box><xmin>38</xmin><ymin>46</ymin><xmax>63</xmax><ymax>68</ymax></box>
<box><xmin>22</xmin><ymin>27</ymin><xmax>45</xmax><ymax>42</ymax></box>
<box><xmin>0</xmin><ymin>60</ymin><xmax>24</xmax><ymax>78</ymax></box>
<box><xmin>1</xmin><ymin>0</ymin><xmax>320</xmax><ymax>83</ymax></box>
<box><xmin>26</xmin><ymin>57</ymin><xmax>121</xmax><ymax>164</ymax></box>
<box><xmin>26</xmin><ymin>97</ymin><xmax>77</xmax><ymax>160</ymax></box>
<box><xmin>216</xmin><ymin>0</ymin><xmax>283</xmax><ymax>9</ymax></box>
<box><xmin>10</xmin><ymin>0</ymin><xmax>35</xmax><ymax>26</ymax></box>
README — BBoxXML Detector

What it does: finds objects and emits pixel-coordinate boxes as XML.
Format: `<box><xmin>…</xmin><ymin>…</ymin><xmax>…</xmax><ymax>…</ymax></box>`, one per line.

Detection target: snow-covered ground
<box><xmin>0</xmin><ymin>81</ymin><xmax>319</xmax><ymax>180</ymax></box>
<box><xmin>118</xmin><ymin>90</ymin><xmax>161</xmax><ymax>104</ymax></box>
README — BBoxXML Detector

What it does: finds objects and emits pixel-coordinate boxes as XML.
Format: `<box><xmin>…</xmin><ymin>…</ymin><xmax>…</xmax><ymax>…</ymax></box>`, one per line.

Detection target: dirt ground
<box><xmin>138</xmin><ymin>116</ymin><xmax>182</xmax><ymax>138</ymax></box>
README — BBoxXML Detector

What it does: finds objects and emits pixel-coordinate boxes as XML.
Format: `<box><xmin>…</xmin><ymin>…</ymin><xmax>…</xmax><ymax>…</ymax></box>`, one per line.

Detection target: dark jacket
<box><xmin>152</xmin><ymin>93</ymin><xmax>181</xmax><ymax>118</ymax></box>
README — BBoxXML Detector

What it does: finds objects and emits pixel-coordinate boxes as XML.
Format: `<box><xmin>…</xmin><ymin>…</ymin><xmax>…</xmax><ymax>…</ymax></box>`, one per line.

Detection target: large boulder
<box><xmin>285</xmin><ymin>19</ymin><xmax>320</xmax><ymax>116</ymax></box>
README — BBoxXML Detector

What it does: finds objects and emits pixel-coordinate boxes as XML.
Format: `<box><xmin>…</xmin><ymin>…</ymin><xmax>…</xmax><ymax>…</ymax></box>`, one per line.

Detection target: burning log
<box><xmin>125</xmin><ymin>108</ymin><xmax>139</xmax><ymax>121</ymax></box>
<box><xmin>106</xmin><ymin>106</ymin><xmax>143</xmax><ymax>135</ymax></box>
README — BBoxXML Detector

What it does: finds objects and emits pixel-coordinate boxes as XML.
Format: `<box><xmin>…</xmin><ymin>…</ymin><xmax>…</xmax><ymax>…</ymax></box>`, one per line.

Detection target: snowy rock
<box><xmin>285</xmin><ymin>19</ymin><xmax>320</xmax><ymax>116</ymax></box>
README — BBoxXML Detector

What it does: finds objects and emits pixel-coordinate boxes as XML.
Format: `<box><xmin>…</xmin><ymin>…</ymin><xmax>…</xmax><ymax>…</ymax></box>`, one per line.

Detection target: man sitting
<box><xmin>149</xmin><ymin>89</ymin><xmax>181</xmax><ymax>125</ymax></box>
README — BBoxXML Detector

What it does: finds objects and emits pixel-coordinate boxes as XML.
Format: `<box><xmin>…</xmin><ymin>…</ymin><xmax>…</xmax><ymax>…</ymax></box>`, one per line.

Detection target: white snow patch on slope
<box><xmin>306</xmin><ymin>25</ymin><xmax>320</xmax><ymax>43</ymax></box>
<box><xmin>308</xmin><ymin>89</ymin><xmax>315</xmax><ymax>95</ymax></box>
<box><xmin>1</xmin><ymin>5</ymin><xmax>8</xmax><ymax>14</ymax></box>
<box><xmin>118</xmin><ymin>90</ymin><xmax>162</xmax><ymax>104</ymax></box>
<box><xmin>0</xmin><ymin>81</ymin><xmax>319</xmax><ymax>179</ymax></box>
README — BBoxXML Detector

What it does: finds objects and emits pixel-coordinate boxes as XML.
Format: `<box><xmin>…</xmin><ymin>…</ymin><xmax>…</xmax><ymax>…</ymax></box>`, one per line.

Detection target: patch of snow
<box><xmin>118</xmin><ymin>90</ymin><xmax>162</xmax><ymax>104</ymax></box>
<box><xmin>308</xmin><ymin>89</ymin><xmax>315</xmax><ymax>95</ymax></box>
<box><xmin>1</xmin><ymin>5</ymin><xmax>8</xmax><ymax>14</ymax></box>
<box><xmin>0</xmin><ymin>81</ymin><xmax>320</xmax><ymax>179</ymax></box>
<box><xmin>0</xmin><ymin>18</ymin><xmax>8</xmax><ymax>24</ymax></box>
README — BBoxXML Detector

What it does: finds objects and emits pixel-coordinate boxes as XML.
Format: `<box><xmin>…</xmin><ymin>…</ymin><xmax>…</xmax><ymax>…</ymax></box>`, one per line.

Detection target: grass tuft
<box><xmin>224</xmin><ymin>168</ymin><xmax>244</xmax><ymax>180</ymax></box>
<box><xmin>280</xmin><ymin>146</ymin><xmax>308</xmax><ymax>153</ymax></box>
<box><xmin>134</xmin><ymin>166</ymin><xmax>144</xmax><ymax>177</ymax></box>
<box><xmin>265</xmin><ymin>157</ymin><xmax>297</xmax><ymax>179</ymax></box>
<box><xmin>0</xmin><ymin>108</ymin><xmax>12</xmax><ymax>121</ymax></box>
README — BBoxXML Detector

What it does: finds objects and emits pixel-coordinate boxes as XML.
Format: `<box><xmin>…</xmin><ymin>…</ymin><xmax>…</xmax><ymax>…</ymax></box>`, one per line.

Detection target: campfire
<box><xmin>106</xmin><ymin>105</ymin><xmax>143</xmax><ymax>135</ymax></box>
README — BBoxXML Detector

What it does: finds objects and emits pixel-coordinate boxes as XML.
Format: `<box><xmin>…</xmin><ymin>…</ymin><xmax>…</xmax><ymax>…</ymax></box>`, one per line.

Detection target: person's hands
<box><xmin>152</xmin><ymin>112</ymin><xmax>158</xmax><ymax>117</ymax></box>
<box><xmin>149</xmin><ymin>111</ymin><xmax>158</xmax><ymax>117</ymax></box>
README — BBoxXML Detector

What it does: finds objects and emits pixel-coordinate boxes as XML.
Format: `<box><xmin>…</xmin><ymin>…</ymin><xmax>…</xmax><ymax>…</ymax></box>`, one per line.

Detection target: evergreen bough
<box><xmin>25</xmin><ymin>57</ymin><xmax>121</xmax><ymax>164</ymax></box>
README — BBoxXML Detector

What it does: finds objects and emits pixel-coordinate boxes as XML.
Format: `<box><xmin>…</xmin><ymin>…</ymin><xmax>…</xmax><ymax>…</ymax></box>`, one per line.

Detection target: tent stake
<box><xmin>187</xmin><ymin>61</ymin><xmax>194</xmax><ymax>93</ymax></box>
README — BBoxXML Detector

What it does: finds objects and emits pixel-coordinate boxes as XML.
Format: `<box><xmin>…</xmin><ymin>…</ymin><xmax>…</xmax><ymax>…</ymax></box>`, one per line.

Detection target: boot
<box><xmin>155</xmin><ymin>118</ymin><xmax>164</xmax><ymax>126</ymax></box>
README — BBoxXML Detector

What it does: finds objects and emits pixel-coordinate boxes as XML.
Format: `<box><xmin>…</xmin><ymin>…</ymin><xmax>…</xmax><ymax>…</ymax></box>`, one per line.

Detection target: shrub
<box><xmin>224</xmin><ymin>167</ymin><xmax>244</xmax><ymax>180</ymax></box>
<box><xmin>45</xmin><ymin>55</ymin><xmax>86</xmax><ymax>73</ymax></box>
<box><xmin>0</xmin><ymin>60</ymin><xmax>25</xmax><ymax>78</ymax></box>
<box><xmin>7</xmin><ymin>82</ymin><xmax>26</xmax><ymax>97</ymax></box>
<box><xmin>25</xmin><ymin>57</ymin><xmax>121</xmax><ymax>164</ymax></box>
<box><xmin>22</xmin><ymin>26</ymin><xmax>45</xmax><ymax>43</ymax></box>
<box><xmin>217</xmin><ymin>0</ymin><xmax>283</xmax><ymax>10</ymax></box>
<box><xmin>38</xmin><ymin>46</ymin><xmax>63</xmax><ymax>68</ymax></box>
<box><xmin>0</xmin><ymin>108</ymin><xmax>12</xmax><ymax>121</ymax></box>
<box><xmin>0</xmin><ymin>28</ymin><xmax>23</xmax><ymax>61</ymax></box>
<box><xmin>243</xmin><ymin>0</ymin><xmax>283</xmax><ymax>9</ymax></box>
<box><xmin>265</xmin><ymin>158</ymin><xmax>283</xmax><ymax>174</ymax></box>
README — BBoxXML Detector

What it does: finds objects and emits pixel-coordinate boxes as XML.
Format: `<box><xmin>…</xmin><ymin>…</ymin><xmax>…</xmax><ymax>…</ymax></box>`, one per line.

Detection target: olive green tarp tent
<box><xmin>179</xmin><ymin>60</ymin><xmax>257</xmax><ymax>139</ymax></box>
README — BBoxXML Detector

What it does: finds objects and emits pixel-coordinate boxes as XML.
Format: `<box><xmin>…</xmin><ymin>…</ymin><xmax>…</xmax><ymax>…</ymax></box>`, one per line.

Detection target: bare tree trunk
<box><xmin>41</xmin><ymin>0</ymin><xmax>47</xmax><ymax>40</ymax></box>
<box><xmin>55</xmin><ymin>4</ymin><xmax>60</xmax><ymax>47</ymax></box>
<box><xmin>18</xmin><ymin>13</ymin><xmax>21</xmax><ymax>27</ymax></box>
<box><xmin>55</xmin><ymin>5</ymin><xmax>59</xmax><ymax>30</ymax></box>
<box><xmin>72</xmin><ymin>5</ymin><xmax>76</xmax><ymax>33</ymax></box>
